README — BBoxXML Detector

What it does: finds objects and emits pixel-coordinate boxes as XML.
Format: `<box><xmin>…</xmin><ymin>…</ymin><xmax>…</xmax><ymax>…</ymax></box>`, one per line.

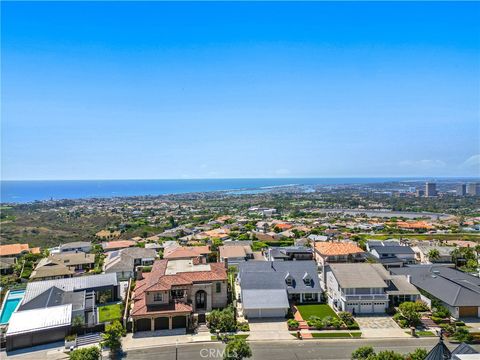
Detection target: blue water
<box><xmin>0</xmin><ymin>290</ymin><xmax>25</xmax><ymax>324</ymax></box>
<box><xmin>1</xmin><ymin>178</ymin><xmax>411</xmax><ymax>203</ymax></box>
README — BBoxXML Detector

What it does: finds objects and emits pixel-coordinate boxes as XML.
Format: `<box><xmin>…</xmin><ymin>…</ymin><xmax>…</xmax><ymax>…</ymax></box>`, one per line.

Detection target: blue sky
<box><xmin>2</xmin><ymin>1</ymin><xmax>479</xmax><ymax>180</ymax></box>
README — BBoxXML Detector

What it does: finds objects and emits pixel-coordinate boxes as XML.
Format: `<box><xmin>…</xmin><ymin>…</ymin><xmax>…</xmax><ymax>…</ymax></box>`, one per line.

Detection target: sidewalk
<box><xmin>122</xmin><ymin>330</ymin><xmax>212</xmax><ymax>351</ymax></box>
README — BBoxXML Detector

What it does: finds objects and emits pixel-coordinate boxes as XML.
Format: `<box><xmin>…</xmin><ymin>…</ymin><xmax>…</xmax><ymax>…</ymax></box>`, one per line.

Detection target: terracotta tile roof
<box><xmin>395</xmin><ymin>221</ymin><xmax>434</xmax><ymax>230</ymax></box>
<box><xmin>163</xmin><ymin>246</ymin><xmax>210</xmax><ymax>259</ymax></box>
<box><xmin>0</xmin><ymin>244</ymin><xmax>32</xmax><ymax>257</ymax></box>
<box><xmin>314</xmin><ymin>242</ymin><xmax>364</xmax><ymax>256</ymax></box>
<box><xmin>131</xmin><ymin>296</ymin><xmax>192</xmax><ymax>317</ymax></box>
<box><xmin>132</xmin><ymin>259</ymin><xmax>226</xmax><ymax>317</ymax></box>
<box><xmin>275</xmin><ymin>223</ymin><xmax>293</xmax><ymax>230</ymax></box>
<box><xmin>102</xmin><ymin>240</ymin><xmax>136</xmax><ymax>250</ymax></box>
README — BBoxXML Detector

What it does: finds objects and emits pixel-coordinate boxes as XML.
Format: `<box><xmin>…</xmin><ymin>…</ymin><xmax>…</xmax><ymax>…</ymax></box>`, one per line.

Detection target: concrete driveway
<box><xmin>247</xmin><ymin>318</ymin><xmax>292</xmax><ymax>340</ymax></box>
<box><xmin>355</xmin><ymin>315</ymin><xmax>410</xmax><ymax>338</ymax></box>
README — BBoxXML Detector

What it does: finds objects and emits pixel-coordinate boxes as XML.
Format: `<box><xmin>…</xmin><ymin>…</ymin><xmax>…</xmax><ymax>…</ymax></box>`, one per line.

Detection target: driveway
<box><xmin>247</xmin><ymin>318</ymin><xmax>292</xmax><ymax>340</ymax></box>
<box><xmin>355</xmin><ymin>315</ymin><xmax>410</xmax><ymax>338</ymax></box>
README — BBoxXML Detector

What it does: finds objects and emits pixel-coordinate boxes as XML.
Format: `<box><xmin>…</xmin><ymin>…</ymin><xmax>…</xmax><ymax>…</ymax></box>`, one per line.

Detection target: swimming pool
<box><xmin>0</xmin><ymin>290</ymin><xmax>25</xmax><ymax>325</ymax></box>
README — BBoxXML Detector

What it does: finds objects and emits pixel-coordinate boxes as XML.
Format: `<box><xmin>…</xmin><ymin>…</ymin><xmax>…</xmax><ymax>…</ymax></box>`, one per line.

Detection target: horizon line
<box><xmin>2</xmin><ymin>176</ymin><xmax>480</xmax><ymax>182</ymax></box>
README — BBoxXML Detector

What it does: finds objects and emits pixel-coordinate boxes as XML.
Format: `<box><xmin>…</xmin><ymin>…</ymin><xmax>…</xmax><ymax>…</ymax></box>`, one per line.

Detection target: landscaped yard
<box><xmin>98</xmin><ymin>303</ymin><xmax>123</xmax><ymax>323</ymax></box>
<box><xmin>296</xmin><ymin>304</ymin><xmax>339</xmax><ymax>320</ymax></box>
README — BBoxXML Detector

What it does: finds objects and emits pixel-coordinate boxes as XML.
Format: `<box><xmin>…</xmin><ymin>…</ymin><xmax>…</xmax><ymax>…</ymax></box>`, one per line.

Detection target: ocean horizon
<box><xmin>0</xmin><ymin>177</ymin><xmax>476</xmax><ymax>204</ymax></box>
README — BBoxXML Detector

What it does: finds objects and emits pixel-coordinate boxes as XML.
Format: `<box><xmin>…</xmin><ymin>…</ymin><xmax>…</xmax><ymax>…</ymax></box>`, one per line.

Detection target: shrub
<box><xmin>287</xmin><ymin>319</ymin><xmax>299</xmax><ymax>329</ymax></box>
<box><xmin>398</xmin><ymin>302</ymin><xmax>420</xmax><ymax>326</ymax></box>
<box><xmin>338</xmin><ymin>311</ymin><xmax>355</xmax><ymax>325</ymax></box>
<box><xmin>223</xmin><ymin>338</ymin><xmax>252</xmax><ymax>360</ymax></box>
<box><xmin>69</xmin><ymin>346</ymin><xmax>101</xmax><ymax>360</ymax></box>
<box><xmin>413</xmin><ymin>300</ymin><xmax>429</xmax><ymax>312</ymax></box>
<box><xmin>455</xmin><ymin>321</ymin><xmax>465</xmax><ymax>327</ymax></box>
<box><xmin>453</xmin><ymin>327</ymin><xmax>473</xmax><ymax>343</ymax></box>
<box><xmin>285</xmin><ymin>308</ymin><xmax>294</xmax><ymax>319</ymax></box>
<box><xmin>348</xmin><ymin>323</ymin><xmax>360</xmax><ymax>330</ymax></box>
<box><xmin>307</xmin><ymin>316</ymin><xmax>325</xmax><ymax>330</ymax></box>
<box><xmin>406</xmin><ymin>348</ymin><xmax>428</xmax><ymax>360</ymax></box>
<box><xmin>330</xmin><ymin>317</ymin><xmax>343</xmax><ymax>330</ymax></box>
<box><xmin>351</xmin><ymin>346</ymin><xmax>375</xmax><ymax>360</ymax></box>
<box><xmin>432</xmin><ymin>305</ymin><xmax>450</xmax><ymax>319</ymax></box>
<box><xmin>237</xmin><ymin>322</ymin><xmax>250</xmax><ymax>332</ymax></box>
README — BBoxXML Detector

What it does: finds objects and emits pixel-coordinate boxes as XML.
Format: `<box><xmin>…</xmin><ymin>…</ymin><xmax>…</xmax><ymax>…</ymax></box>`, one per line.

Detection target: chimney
<box><xmin>136</xmin><ymin>267</ymin><xmax>143</xmax><ymax>280</ymax></box>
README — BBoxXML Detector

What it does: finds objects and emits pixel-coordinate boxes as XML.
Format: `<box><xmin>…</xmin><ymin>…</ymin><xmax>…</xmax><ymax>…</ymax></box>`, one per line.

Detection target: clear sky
<box><xmin>2</xmin><ymin>1</ymin><xmax>479</xmax><ymax>180</ymax></box>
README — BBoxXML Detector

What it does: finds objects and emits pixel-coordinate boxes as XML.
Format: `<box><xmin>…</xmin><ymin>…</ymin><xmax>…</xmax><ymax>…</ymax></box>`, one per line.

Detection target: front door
<box><xmin>195</xmin><ymin>290</ymin><xmax>207</xmax><ymax>310</ymax></box>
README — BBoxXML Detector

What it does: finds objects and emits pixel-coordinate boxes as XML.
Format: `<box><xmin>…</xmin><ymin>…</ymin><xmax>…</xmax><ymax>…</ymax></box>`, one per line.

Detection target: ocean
<box><xmin>1</xmin><ymin>178</ymin><xmax>411</xmax><ymax>203</ymax></box>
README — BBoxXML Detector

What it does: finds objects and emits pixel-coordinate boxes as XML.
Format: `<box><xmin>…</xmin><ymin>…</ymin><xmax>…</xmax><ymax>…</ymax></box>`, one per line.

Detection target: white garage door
<box><xmin>373</xmin><ymin>303</ymin><xmax>386</xmax><ymax>313</ymax></box>
<box><xmin>245</xmin><ymin>308</ymin><xmax>286</xmax><ymax>318</ymax></box>
<box><xmin>360</xmin><ymin>302</ymin><xmax>373</xmax><ymax>314</ymax></box>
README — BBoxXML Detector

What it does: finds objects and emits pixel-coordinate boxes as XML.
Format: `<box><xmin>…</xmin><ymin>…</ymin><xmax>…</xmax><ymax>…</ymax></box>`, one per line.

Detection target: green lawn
<box><xmin>311</xmin><ymin>332</ymin><xmax>362</xmax><ymax>338</ymax></box>
<box><xmin>98</xmin><ymin>303</ymin><xmax>123</xmax><ymax>323</ymax></box>
<box><xmin>414</xmin><ymin>330</ymin><xmax>436</xmax><ymax>337</ymax></box>
<box><xmin>296</xmin><ymin>304</ymin><xmax>339</xmax><ymax>320</ymax></box>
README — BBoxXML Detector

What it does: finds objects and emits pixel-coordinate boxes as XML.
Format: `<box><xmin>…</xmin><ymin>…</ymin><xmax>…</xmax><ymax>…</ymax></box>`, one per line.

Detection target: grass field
<box><xmin>310</xmin><ymin>332</ymin><xmax>362</xmax><ymax>338</ymax></box>
<box><xmin>98</xmin><ymin>303</ymin><xmax>123</xmax><ymax>323</ymax></box>
<box><xmin>365</xmin><ymin>233</ymin><xmax>480</xmax><ymax>241</ymax></box>
<box><xmin>296</xmin><ymin>304</ymin><xmax>339</xmax><ymax>320</ymax></box>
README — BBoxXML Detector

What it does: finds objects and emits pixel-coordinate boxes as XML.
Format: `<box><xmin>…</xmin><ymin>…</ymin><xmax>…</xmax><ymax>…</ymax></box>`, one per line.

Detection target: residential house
<box><xmin>104</xmin><ymin>247</ymin><xmax>157</xmax><ymax>280</ymax></box>
<box><xmin>238</xmin><ymin>261</ymin><xmax>322</xmax><ymax>318</ymax></box>
<box><xmin>130</xmin><ymin>258</ymin><xmax>228</xmax><ymax>332</ymax></box>
<box><xmin>369</xmin><ymin>243</ymin><xmax>416</xmax><ymax>268</ymax></box>
<box><xmin>265</xmin><ymin>246</ymin><xmax>314</xmax><ymax>261</ymax></box>
<box><xmin>326</xmin><ymin>263</ymin><xmax>389</xmax><ymax>314</ymax></box>
<box><xmin>0</xmin><ymin>258</ymin><xmax>16</xmax><ymax>275</ymax></box>
<box><xmin>102</xmin><ymin>240</ymin><xmax>137</xmax><ymax>252</ymax></box>
<box><xmin>59</xmin><ymin>241</ymin><xmax>92</xmax><ymax>253</ymax></box>
<box><xmin>391</xmin><ymin>265</ymin><xmax>480</xmax><ymax>318</ymax></box>
<box><xmin>413</xmin><ymin>245</ymin><xmax>456</xmax><ymax>263</ymax></box>
<box><xmin>30</xmin><ymin>252</ymin><xmax>95</xmax><ymax>281</ymax></box>
<box><xmin>0</xmin><ymin>244</ymin><xmax>40</xmax><ymax>258</ymax></box>
<box><xmin>163</xmin><ymin>245</ymin><xmax>211</xmax><ymax>262</ymax></box>
<box><xmin>6</xmin><ymin>273</ymin><xmax>119</xmax><ymax>351</ymax></box>
<box><xmin>313</xmin><ymin>242</ymin><xmax>365</xmax><ymax>267</ymax></box>
<box><xmin>218</xmin><ymin>244</ymin><xmax>253</xmax><ymax>268</ymax></box>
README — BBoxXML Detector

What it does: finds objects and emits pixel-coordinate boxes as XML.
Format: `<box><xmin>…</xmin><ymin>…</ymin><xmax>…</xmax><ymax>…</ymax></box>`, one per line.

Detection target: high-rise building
<box><xmin>456</xmin><ymin>184</ymin><xmax>467</xmax><ymax>196</ymax></box>
<box><xmin>466</xmin><ymin>183</ymin><xmax>480</xmax><ymax>196</ymax></box>
<box><xmin>415</xmin><ymin>189</ymin><xmax>425</xmax><ymax>198</ymax></box>
<box><xmin>425</xmin><ymin>182</ymin><xmax>437</xmax><ymax>197</ymax></box>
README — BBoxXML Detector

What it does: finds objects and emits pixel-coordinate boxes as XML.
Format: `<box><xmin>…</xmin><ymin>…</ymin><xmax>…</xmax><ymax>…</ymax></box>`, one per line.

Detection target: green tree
<box><xmin>101</xmin><ymin>320</ymin><xmax>126</xmax><ymax>357</ymax></box>
<box><xmin>374</xmin><ymin>350</ymin><xmax>405</xmax><ymax>360</ymax></box>
<box><xmin>453</xmin><ymin>327</ymin><xmax>473</xmax><ymax>343</ymax></box>
<box><xmin>450</xmin><ymin>248</ymin><xmax>462</xmax><ymax>268</ymax></box>
<box><xmin>71</xmin><ymin>315</ymin><xmax>85</xmax><ymax>334</ymax></box>
<box><xmin>207</xmin><ymin>306</ymin><xmax>236</xmax><ymax>333</ymax></box>
<box><xmin>351</xmin><ymin>346</ymin><xmax>376</xmax><ymax>360</ymax></box>
<box><xmin>223</xmin><ymin>338</ymin><xmax>252</xmax><ymax>360</ymax></box>
<box><xmin>69</xmin><ymin>346</ymin><xmax>101</xmax><ymax>360</ymax></box>
<box><xmin>398</xmin><ymin>302</ymin><xmax>421</xmax><ymax>326</ymax></box>
<box><xmin>406</xmin><ymin>348</ymin><xmax>427</xmax><ymax>360</ymax></box>
<box><xmin>427</xmin><ymin>249</ymin><xmax>440</xmax><ymax>262</ymax></box>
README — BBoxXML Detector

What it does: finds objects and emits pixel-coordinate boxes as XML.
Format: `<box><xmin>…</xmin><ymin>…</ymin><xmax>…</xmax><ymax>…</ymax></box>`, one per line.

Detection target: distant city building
<box><xmin>415</xmin><ymin>189</ymin><xmax>425</xmax><ymax>198</ymax></box>
<box><xmin>456</xmin><ymin>184</ymin><xmax>467</xmax><ymax>196</ymax></box>
<box><xmin>466</xmin><ymin>183</ymin><xmax>480</xmax><ymax>196</ymax></box>
<box><xmin>425</xmin><ymin>182</ymin><xmax>437</xmax><ymax>197</ymax></box>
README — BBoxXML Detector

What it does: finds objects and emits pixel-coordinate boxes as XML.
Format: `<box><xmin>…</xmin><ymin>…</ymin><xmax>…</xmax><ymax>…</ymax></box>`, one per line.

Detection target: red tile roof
<box><xmin>163</xmin><ymin>245</ymin><xmax>210</xmax><ymax>259</ymax></box>
<box><xmin>0</xmin><ymin>244</ymin><xmax>33</xmax><ymax>257</ymax></box>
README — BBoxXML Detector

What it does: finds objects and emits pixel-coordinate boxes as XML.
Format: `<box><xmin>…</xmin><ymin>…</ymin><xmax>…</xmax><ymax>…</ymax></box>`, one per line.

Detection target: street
<box><xmin>122</xmin><ymin>338</ymin><xmax>472</xmax><ymax>360</ymax></box>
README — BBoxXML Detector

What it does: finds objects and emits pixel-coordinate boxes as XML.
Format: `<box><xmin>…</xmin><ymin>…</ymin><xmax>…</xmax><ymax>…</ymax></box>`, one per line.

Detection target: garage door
<box><xmin>245</xmin><ymin>308</ymin><xmax>286</xmax><ymax>318</ymax></box>
<box><xmin>459</xmin><ymin>307</ymin><xmax>478</xmax><ymax>317</ymax></box>
<box><xmin>154</xmin><ymin>317</ymin><xmax>169</xmax><ymax>330</ymax></box>
<box><xmin>135</xmin><ymin>318</ymin><xmax>151</xmax><ymax>332</ymax></box>
<box><xmin>172</xmin><ymin>316</ymin><xmax>187</xmax><ymax>329</ymax></box>
<box><xmin>360</xmin><ymin>302</ymin><xmax>373</xmax><ymax>314</ymax></box>
<box><xmin>373</xmin><ymin>303</ymin><xmax>386</xmax><ymax>314</ymax></box>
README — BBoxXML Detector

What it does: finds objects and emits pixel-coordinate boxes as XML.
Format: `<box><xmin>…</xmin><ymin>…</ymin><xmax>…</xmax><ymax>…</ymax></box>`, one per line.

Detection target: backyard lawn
<box><xmin>296</xmin><ymin>304</ymin><xmax>339</xmax><ymax>320</ymax></box>
<box><xmin>98</xmin><ymin>303</ymin><xmax>123</xmax><ymax>323</ymax></box>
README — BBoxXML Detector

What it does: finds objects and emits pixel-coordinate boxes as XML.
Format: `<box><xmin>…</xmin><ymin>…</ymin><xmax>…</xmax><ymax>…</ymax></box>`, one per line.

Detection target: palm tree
<box><xmin>428</xmin><ymin>249</ymin><xmax>440</xmax><ymax>263</ymax></box>
<box><xmin>450</xmin><ymin>248</ymin><xmax>462</xmax><ymax>268</ymax></box>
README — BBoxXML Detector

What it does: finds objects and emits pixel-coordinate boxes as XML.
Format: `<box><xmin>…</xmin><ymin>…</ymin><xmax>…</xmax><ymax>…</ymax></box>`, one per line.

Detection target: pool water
<box><xmin>0</xmin><ymin>290</ymin><xmax>25</xmax><ymax>324</ymax></box>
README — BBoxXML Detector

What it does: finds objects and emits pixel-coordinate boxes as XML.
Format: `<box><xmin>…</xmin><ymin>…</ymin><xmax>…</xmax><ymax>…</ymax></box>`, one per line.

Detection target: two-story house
<box><xmin>104</xmin><ymin>247</ymin><xmax>157</xmax><ymax>280</ymax></box>
<box><xmin>369</xmin><ymin>244</ymin><xmax>416</xmax><ymax>268</ymax></box>
<box><xmin>130</xmin><ymin>258</ymin><xmax>228</xmax><ymax>332</ymax></box>
<box><xmin>326</xmin><ymin>263</ymin><xmax>419</xmax><ymax>314</ymax></box>
<box><xmin>219</xmin><ymin>244</ymin><xmax>254</xmax><ymax>268</ymax></box>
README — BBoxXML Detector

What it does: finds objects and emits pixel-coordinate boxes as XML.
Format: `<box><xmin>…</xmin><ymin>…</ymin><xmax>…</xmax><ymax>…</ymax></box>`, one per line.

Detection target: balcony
<box><xmin>341</xmin><ymin>293</ymin><xmax>388</xmax><ymax>301</ymax></box>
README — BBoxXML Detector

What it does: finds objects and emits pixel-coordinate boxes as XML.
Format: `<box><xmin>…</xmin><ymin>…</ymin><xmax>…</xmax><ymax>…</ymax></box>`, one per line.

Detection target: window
<box><xmin>286</xmin><ymin>278</ymin><xmax>293</xmax><ymax>286</ymax></box>
<box><xmin>216</xmin><ymin>282</ymin><xmax>221</xmax><ymax>293</ymax></box>
<box><xmin>153</xmin><ymin>293</ymin><xmax>163</xmax><ymax>302</ymax></box>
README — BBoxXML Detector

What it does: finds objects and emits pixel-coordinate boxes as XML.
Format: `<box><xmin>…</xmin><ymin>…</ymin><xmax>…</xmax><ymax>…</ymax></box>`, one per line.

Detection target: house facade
<box><xmin>130</xmin><ymin>259</ymin><xmax>228</xmax><ymax>332</ymax></box>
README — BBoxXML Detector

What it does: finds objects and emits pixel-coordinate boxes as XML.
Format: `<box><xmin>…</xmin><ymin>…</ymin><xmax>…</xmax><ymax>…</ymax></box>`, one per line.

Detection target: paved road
<box><xmin>122</xmin><ymin>338</ymin><xmax>468</xmax><ymax>360</ymax></box>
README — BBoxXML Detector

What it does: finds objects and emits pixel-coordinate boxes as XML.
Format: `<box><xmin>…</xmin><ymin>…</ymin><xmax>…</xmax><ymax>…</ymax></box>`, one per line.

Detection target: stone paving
<box><xmin>355</xmin><ymin>316</ymin><xmax>410</xmax><ymax>338</ymax></box>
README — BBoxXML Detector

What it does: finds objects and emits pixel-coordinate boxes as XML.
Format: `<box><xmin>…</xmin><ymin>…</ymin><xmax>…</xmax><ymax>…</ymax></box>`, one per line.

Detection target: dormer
<box><xmin>303</xmin><ymin>272</ymin><xmax>313</xmax><ymax>286</ymax></box>
<box><xmin>285</xmin><ymin>272</ymin><xmax>293</xmax><ymax>287</ymax></box>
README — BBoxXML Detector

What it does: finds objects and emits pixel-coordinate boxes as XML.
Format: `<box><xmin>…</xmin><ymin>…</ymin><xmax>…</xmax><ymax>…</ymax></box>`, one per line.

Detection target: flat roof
<box><xmin>7</xmin><ymin>304</ymin><xmax>72</xmax><ymax>336</ymax></box>
<box><xmin>165</xmin><ymin>259</ymin><xmax>211</xmax><ymax>275</ymax></box>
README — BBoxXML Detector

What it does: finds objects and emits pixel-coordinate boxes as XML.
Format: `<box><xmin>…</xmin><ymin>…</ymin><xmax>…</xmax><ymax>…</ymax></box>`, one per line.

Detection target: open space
<box><xmin>98</xmin><ymin>303</ymin><xmax>123</xmax><ymax>323</ymax></box>
<box><xmin>296</xmin><ymin>304</ymin><xmax>339</xmax><ymax>320</ymax></box>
